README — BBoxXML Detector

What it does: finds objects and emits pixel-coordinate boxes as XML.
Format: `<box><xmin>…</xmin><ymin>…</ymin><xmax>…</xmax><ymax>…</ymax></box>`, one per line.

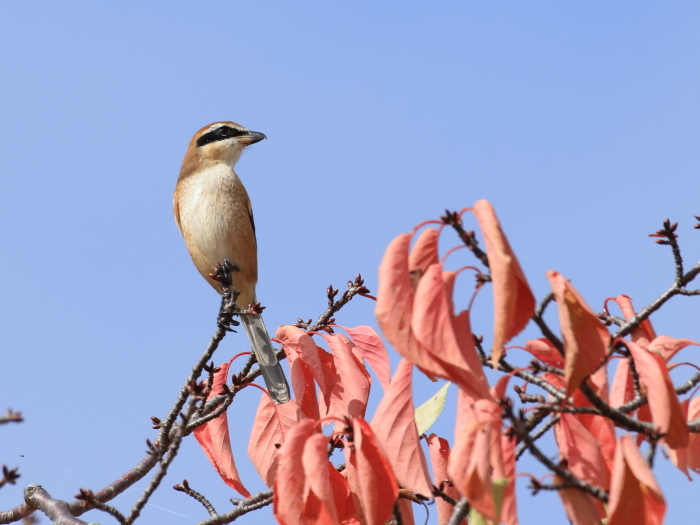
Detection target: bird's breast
<box><xmin>175</xmin><ymin>164</ymin><xmax>258</xmax><ymax>296</ymax></box>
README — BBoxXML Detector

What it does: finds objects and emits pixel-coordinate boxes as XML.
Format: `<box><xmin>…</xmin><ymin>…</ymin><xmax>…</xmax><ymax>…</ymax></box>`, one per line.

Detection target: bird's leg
<box><xmin>212</xmin><ymin>260</ymin><xmax>242</xmax><ymax>332</ymax></box>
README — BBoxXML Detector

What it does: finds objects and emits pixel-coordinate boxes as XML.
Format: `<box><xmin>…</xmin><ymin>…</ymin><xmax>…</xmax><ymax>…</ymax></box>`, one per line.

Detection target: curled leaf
<box><xmin>627</xmin><ymin>341</ymin><xmax>688</xmax><ymax>449</ymax></box>
<box><xmin>547</xmin><ymin>271</ymin><xmax>610</xmax><ymax>396</ymax></box>
<box><xmin>471</xmin><ymin>200</ymin><xmax>535</xmax><ymax>365</ymax></box>
<box><xmin>337</xmin><ymin>325</ymin><xmax>391</xmax><ymax>391</ymax></box>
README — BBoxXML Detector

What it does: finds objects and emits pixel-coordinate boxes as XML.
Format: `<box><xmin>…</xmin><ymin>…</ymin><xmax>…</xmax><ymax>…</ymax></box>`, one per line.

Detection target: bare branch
<box><xmin>24</xmin><ymin>485</ymin><xmax>90</xmax><ymax>525</ymax></box>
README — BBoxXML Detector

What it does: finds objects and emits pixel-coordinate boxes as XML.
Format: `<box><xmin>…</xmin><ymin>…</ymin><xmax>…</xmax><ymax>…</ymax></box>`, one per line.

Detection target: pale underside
<box><xmin>174</xmin><ymin>163</ymin><xmax>258</xmax><ymax>306</ymax></box>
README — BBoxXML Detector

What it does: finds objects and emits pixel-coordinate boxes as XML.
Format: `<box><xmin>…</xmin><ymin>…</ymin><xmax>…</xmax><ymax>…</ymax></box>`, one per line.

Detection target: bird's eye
<box><xmin>219</xmin><ymin>127</ymin><xmax>230</xmax><ymax>137</ymax></box>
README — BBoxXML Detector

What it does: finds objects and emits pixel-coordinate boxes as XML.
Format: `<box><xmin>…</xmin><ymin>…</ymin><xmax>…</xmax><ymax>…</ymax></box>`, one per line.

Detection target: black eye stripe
<box><xmin>196</xmin><ymin>126</ymin><xmax>247</xmax><ymax>148</ymax></box>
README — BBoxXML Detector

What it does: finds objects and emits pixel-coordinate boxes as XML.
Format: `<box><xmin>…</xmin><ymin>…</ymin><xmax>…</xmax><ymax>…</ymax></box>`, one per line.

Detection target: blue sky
<box><xmin>1</xmin><ymin>2</ymin><xmax>699</xmax><ymax>524</ymax></box>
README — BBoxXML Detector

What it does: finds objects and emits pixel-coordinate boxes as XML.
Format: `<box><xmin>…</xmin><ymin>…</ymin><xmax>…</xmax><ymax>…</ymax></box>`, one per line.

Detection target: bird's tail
<box><xmin>240</xmin><ymin>314</ymin><xmax>291</xmax><ymax>404</ymax></box>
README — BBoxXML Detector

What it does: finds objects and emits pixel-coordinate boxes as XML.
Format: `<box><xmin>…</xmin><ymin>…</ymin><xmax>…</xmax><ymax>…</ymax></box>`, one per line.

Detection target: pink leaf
<box><xmin>500</xmin><ymin>433</ymin><xmax>519</xmax><ymax>525</ymax></box>
<box><xmin>608</xmin><ymin>295</ymin><xmax>656</xmax><ymax>343</ymax></box>
<box><xmin>408</xmin><ymin>227</ymin><xmax>440</xmax><ymax>283</ymax></box>
<box><xmin>426</xmin><ymin>434</ymin><xmax>465</xmax><ymax>525</ymax></box>
<box><xmin>411</xmin><ymin>263</ymin><xmax>492</xmax><ymax>400</ymax></box>
<box><xmin>302</xmin><ymin>433</ymin><xmax>339</xmax><ymax>524</ymax></box>
<box><xmin>554</xmin><ymin>413</ymin><xmax>610</xmax><ymax>489</ymax></box>
<box><xmin>610</xmin><ymin>358</ymin><xmax>635</xmax><ymax>409</ymax></box>
<box><xmin>351</xmin><ymin>418</ymin><xmax>400</xmax><ymax>525</ymax></box>
<box><xmin>608</xmin><ymin>435</ymin><xmax>666</xmax><ymax>525</ymax></box>
<box><xmin>555</xmin><ymin>475</ymin><xmax>603</xmax><ymax>525</ymax></box>
<box><xmin>471</xmin><ymin>200</ymin><xmax>535</xmax><ymax>365</ymax></box>
<box><xmin>336</xmin><ymin>325</ymin><xmax>391</xmax><ymax>391</ymax></box>
<box><xmin>328</xmin><ymin>464</ymin><xmax>358</xmax><ymax>524</ymax></box>
<box><xmin>397</xmin><ymin>498</ymin><xmax>415</xmax><ymax>525</ymax></box>
<box><xmin>343</xmin><ymin>440</ymin><xmax>366</xmax><ymax>525</ymax></box>
<box><xmin>273</xmin><ymin>419</ymin><xmax>319</xmax><ymax>525</ymax></box>
<box><xmin>289</xmin><ymin>357</ymin><xmax>321</xmax><ymax>420</ymax></box>
<box><xmin>276</xmin><ymin>325</ymin><xmax>331</xmax><ymax>407</ymax></box>
<box><xmin>194</xmin><ymin>360</ymin><xmax>250</xmax><ymax>497</ymax></box>
<box><xmin>448</xmin><ymin>400</ymin><xmax>503</xmax><ymax>522</ymax></box>
<box><xmin>247</xmin><ymin>393</ymin><xmax>304</xmax><ymax>487</ymax></box>
<box><xmin>524</xmin><ymin>338</ymin><xmax>564</xmax><ymax>368</ymax></box>
<box><xmin>375</xmin><ymin>233</ymin><xmax>445</xmax><ymax>378</ymax></box>
<box><xmin>647</xmin><ymin>335</ymin><xmax>700</xmax><ymax>362</ymax></box>
<box><xmin>687</xmin><ymin>396</ymin><xmax>700</xmax><ymax>474</ymax></box>
<box><xmin>370</xmin><ymin>359</ymin><xmax>432</xmax><ymax>496</ymax></box>
<box><xmin>318</xmin><ymin>333</ymin><xmax>371</xmax><ymax>426</ymax></box>
<box><xmin>547</xmin><ymin>271</ymin><xmax>609</xmax><ymax>397</ymax></box>
<box><xmin>668</xmin><ymin>398</ymin><xmax>692</xmax><ymax>480</ymax></box>
<box><xmin>627</xmin><ymin>341</ymin><xmax>689</xmax><ymax>449</ymax></box>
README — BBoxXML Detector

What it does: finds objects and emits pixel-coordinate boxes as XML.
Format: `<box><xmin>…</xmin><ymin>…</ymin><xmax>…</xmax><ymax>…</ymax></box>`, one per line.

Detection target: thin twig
<box><xmin>173</xmin><ymin>480</ymin><xmax>217</xmax><ymax>517</ymax></box>
<box><xmin>193</xmin><ymin>491</ymin><xmax>274</xmax><ymax>525</ymax></box>
<box><xmin>441</xmin><ymin>210</ymin><xmax>490</xmax><ymax>269</ymax></box>
<box><xmin>516</xmin><ymin>415</ymin><xmax>560</xmax><ymax>459</ymax></box>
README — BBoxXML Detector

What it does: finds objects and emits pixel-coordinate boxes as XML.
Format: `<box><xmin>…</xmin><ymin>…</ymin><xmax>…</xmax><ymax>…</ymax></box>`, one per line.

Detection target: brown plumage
<box><xmin>174</xmin><ymin>121</ymin><xmax>290</xmax><ymax>404</ymax></box>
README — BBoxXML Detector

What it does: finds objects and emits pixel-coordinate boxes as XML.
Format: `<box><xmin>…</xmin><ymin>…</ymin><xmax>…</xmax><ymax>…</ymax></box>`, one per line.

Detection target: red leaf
<box><xmin>547</xmin><ymin>271</ymin><xmax>610</xmax><ymax>397</ymax></box>
<box><xmin>411</xmin><ymin>263</ymin><xmax>492</xmax><ymax>400</ymax></box>
<box><xmin>610</xmin><ymin>357</ymin><xmax>635</xmax><ymax>409</ymax></box>
<box><xmin>247</xmin><ymin>393</ymin><xmax>304</xmax><ymax>487</ymax></box>
<box><xmin>302</xmin><ymin>433</ymin><xmax>339</xmax><ymax>524</ymax></box>
<box><xmin>554</xmin><ymin>413</ymin><xmax>610</xmax><ymax>489</ymax></box>
<box><xmin>375</xmin><ymin>233</ymin><xmax>445</xmax><ymax>378</ymax></box>
<box><xmin>471</xmin><ymin>200</ymin><xmax>535</xmax><ymax>365</ymax></box>
<box><xmin>524</xmin><ymin>338</ymin><xmax>564</xmax><ymax>368</ymax></box>
<box><xmin>316</xmin><ymin>346</ymin><xmax>341</xmax><ymax>419</ymax></box>
<box><xmin>336</xmin><ymin>325</ymin><xmax>391</xmax><ymax>391</ymax></box>
<box><xmin>194</xmin><ymin>360</ymin><xmax>250</xmax><ymax>497</ymax></box>
<box><xmin>608</xmin><ymin>435</ymin><xmax>666</xmax><ymax>525</ymax></box>
<box><xmin>687</xmin><ymin>396</ymin><xmax>700</xmax><ymax>474</ymax></box>
<box><xmin>289</xmin><ymin>358</ymin><xmax>321</xmax><ymax>420</ymax></box>
<box><xmin>397</xmin><ymin>498</ymin><xmax>415</xmax><ymax>525</ymax></box>
<box><xmin>370</xmin><ymin>359</ymin><xmax>432</xmax><ymax>496</ymax></box>
<box><xmin>318</xmin><ymin>333</ymin><xmax>371</xmax><ymax>426</ymax></box>
<box><xmin>627</xmin><ymin>341</ymin><xmax>689</xmax><ymax>449</ymax></box>
<box><xmin>426</xmin><ymin>434</ymin><xmax>465</xmax><ymax>525</ymax></box>
<box><xmin>448</xmin><ymin>400</ymin><xmax>502</xmax><ymax>522</ymax></box>
<box><xmin>668</xmin><ymin>398</ymin><xmax>692</xmax><ymax>480</ymax></box>
<box><xmin>555</xmin><ymin>474</ymin><xmax>602</xmax><ymax>525</ymax></box>
<box><xmin>408</xmin><ymin>227</ymin><xmax>440</xmax><ymax>278</ymax></box>
<box><xmin>276</xmin><ymin>325</ymin><xmax>331</xmax><ymax>407</ymax></box>
<box><xmin>608</xmin><ymin>295</ymin><xmax>656</xmax><ymax>343</ymax></box>
<box><xmin>574</xmin><ymin>411</ymin><xmax>617</xmax><ymax>476</ymax></box>
<box><xmin>343</xmin><ymin>440</ymin><xmax>366</xmax><ymax>525</ymax></box>
<box><xmin>329</xmin><ymin>464</ymin><xmax>358</xmax><ymax>524</ymax></box>
<box><xmin>647</xmin><ymin>335</ymin><xmax>700</xmax><ymax>362</ymax></box>
<box><xmin>351</xmin><ymin>418</ymin><xmax>400</xmax><ymax>525</ymax></box>
<box><xmin>500</xmin><ymin>433</ymin><xmax>519</xmax><ymax>525</ymax></box>
<box><xmin>274</xmin><ymin>419</ymin><xmax>319</xmax><ymax>525</ymax></box>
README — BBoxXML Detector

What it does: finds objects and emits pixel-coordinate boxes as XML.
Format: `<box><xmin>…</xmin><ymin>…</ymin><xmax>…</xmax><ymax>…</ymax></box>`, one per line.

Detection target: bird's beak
<box><xmin>240</xmin><ymin>131</ymin><xmax>267</xmax><ymax>145</ymax></box>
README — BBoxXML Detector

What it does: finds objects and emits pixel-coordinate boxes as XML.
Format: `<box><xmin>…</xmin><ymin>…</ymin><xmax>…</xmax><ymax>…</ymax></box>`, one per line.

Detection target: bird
<box><xmin>173</xmin><ymin>121</ymin><xmax>291</xmax><ymax>404</ymax></box>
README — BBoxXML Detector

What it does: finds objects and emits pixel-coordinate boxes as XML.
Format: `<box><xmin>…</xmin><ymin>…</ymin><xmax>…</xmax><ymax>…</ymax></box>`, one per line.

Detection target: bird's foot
<box><xmin>209</xmin><ymin>259</ymin><xmax>239</xmax><ymax>286</ymax></box>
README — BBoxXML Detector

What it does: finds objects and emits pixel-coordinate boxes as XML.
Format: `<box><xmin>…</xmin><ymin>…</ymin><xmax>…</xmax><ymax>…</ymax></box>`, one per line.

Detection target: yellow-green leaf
<box><xmin>468</xmin><ymin>477</ymin><xmax>508</xmax><ymax>525</ymax></box>
<box><xmin>414</xmin><ymin>382</ymin><xmax>450</xmax><ymax>435</ymax></box>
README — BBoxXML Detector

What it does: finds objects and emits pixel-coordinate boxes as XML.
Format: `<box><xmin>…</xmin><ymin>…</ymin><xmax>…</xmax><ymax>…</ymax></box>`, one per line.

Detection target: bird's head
<box><xmin>180</xmin><ymin>121</ymin><xmax>266</xmax><ymax>175</ymax></box>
